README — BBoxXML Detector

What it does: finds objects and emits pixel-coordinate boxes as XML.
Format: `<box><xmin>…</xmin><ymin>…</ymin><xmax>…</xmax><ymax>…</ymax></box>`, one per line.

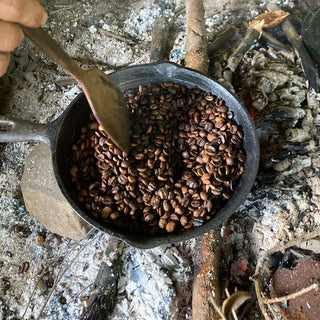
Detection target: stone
<box><xmin>21</xmin><ymin>143</ymin><xmax>92</xmax><ymax>240</ymax></box>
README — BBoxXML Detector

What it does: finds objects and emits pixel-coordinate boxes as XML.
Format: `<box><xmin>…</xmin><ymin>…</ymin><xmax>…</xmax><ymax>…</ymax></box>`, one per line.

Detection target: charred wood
<box><xmin>262</xmin><ymin>105</ymin><xmax>305</xmax><ymax>127</ymax></box>
<box><xmin>80</xmin><ymin>238</ymin><xmax>124</xmax><ymax>320</ymax></box>
<box><xmin>268</xmin><ymin>3</ymin><xmax>319</xmax><ymax>92</ymax></box>
<box><xmin>207</xmin><ymin>26</ymin><xmax>241</xmax><ymax>56</ymax></box>
<box><xmin>223</xmin><ymin>28</ymin><xmax>260</xmax><ymax>84</ymax></box>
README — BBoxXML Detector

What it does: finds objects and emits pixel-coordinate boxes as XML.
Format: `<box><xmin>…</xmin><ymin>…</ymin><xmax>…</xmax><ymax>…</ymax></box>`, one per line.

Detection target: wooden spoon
<box><xmin>22</xmin><ymin>26</ymin><xmax>131</xmax><ymax>153</ymax></box>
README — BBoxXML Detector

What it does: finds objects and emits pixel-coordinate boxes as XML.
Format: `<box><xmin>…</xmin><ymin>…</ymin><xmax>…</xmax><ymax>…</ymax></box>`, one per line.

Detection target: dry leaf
<box><xmin>222</xmin><ymin>291</ymin><xmax>251</xmax><ymax>317</ymax></box>
<box><xmin>249</xmin><ymin>10</ymin><xmax>289</xmax><ymax>32</ymax></box>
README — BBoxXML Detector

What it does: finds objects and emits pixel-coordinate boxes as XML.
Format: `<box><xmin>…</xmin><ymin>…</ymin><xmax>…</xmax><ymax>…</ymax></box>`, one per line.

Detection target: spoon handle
<box><xmin>22</xmin><ymin>26</ymin><xmax>84</xmax><ymax>79</ymax></box>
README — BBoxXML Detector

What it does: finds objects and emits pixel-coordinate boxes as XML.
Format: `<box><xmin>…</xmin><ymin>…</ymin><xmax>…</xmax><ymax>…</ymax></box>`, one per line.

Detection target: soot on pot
<box><xmin>69</xmin><ymin>82</ymin><xmax>245</xmax><ymax>235</ymax></box>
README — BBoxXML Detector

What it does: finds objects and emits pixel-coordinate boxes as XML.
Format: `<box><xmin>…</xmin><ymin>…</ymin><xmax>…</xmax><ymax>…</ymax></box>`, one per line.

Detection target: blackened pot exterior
<box><xmin>52</xmin><ymin>62</ymin><xmax>260</xmax><ymax>248</ymax></box>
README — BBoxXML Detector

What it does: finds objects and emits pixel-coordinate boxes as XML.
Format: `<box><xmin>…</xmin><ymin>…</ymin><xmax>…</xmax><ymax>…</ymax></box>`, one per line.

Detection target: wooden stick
<box><xmin>192</xmin><ymin>230</ymin><xmax>221</xmax><ymax>320</ymax></box>
<box><xmin>185</xmin><ymin>1</ymin><xmax>221</xmax><ymax>318</ymax></box>
<box><xmin>150</xmin><ymin>17</ymin><xmax>170</xmax><ymax>63</ymax></box>
<box><xmin>209</xmin><ymin>295</ymin><xmax>227</xmax><ymax>320</ymax></box>
<box><xmin>185</xmin><ymin>0</ymin><xmax>208</xmax><ymax>74</ymax></box>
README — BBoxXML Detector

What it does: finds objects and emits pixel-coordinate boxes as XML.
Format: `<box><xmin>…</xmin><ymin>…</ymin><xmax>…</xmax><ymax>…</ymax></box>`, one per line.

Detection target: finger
<box><xmin>0</xmin><ymin>0</ymin><xmax>47</xmax><ymax>28</ymax></box>
<box><xmin>0</xmin><ymin>21</ymin><xmax>24</xmax><ymax>52</ymax></box>
<box><xmin>0</xmin><ymin>52</ymin><xmax>10</xmax><ymax>77</ymax></box>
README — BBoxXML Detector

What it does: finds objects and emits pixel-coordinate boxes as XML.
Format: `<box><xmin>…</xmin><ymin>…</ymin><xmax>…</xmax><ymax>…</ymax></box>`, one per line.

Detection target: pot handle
<box><xmin>0</xmin><ymin>116</ymin><xmax>50</xmax><ymax>145</ymax></box>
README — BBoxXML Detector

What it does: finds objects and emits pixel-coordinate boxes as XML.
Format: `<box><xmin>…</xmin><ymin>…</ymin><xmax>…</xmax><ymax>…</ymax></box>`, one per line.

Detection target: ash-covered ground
<box><xmin>2</xmin><ymin>0</ymin><xmax>320</xmax><ymax>320</ymax></box>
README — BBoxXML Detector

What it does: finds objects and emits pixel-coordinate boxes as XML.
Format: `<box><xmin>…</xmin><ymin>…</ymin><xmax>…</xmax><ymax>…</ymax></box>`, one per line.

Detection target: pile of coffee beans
<box><xmin>70</xmin><ymin>82</ymin><xmax>245</xmax><ymax>235</ymax></box>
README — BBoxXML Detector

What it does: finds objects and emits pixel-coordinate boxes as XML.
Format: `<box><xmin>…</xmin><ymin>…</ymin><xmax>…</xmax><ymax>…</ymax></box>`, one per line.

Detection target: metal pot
<box><xmin>0</xmin><ymin>62</ymin><xmax>260</xmax><ymax>248</ymax></box>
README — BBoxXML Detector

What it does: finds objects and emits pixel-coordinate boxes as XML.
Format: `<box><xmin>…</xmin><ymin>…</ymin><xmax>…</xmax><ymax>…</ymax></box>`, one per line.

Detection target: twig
<box><xmin>22</xmin><ymin>268</ymin><xmax>48</xmax><ymax>319</ymax></box>
<box><xmin>72</xmin><ymin>281</ymin><xmax>95</xmax><ymax>304</ymax></box>
<box><xmin>252</xmin><ymin>276</ymin><xmax>273</xmax><ymax>320</ymax></box>
<box><xmin>225</xmin><ymin>288</ymin><xmax>238</xmax><ymax>320</ymax></box>
<box><xmin>264</xmin><ymin>283</ymin><xmax>319</xmax><ymax>304</ymax></box>
<box><xmin>185</xmin><ymin>2</ymin><xmax>221</xmax><ymax>318</ymax></box>
<box><xmin>192</xmin><ymin>230</ymin><xmax>221</xmax><ymax>320</ymax></box>
<box><xmin>97</xmin><ymin>27</ymin><xmax>135</xmax><ymax>44</ymax></box>
<box><xmin>209</xmin><ymin>295</ymin><xmax>227</xmax><ymax>320</ymax></box>
<box><xmin>185</xmin><ymin>0</ymin><xmax>208</xmax><ymax>73</ymax></box>
<box><xmin>49</xmin><ymin>5</ymin><xmax>73</xmax><ymax>15</ymax></box>
<box><xmin>37</xmin><ymin>229</ymin><xmax>99</xmax><ymax>319</ymax></box>
<box><xmin>174</xmin><ymin>5</ymin><xmax>186</xmax><ymax>17</ymax></box>
<box><xmin>72</xmin><ymin>56</ymin><xmax>121</xmax><ymax>71</ymax></box>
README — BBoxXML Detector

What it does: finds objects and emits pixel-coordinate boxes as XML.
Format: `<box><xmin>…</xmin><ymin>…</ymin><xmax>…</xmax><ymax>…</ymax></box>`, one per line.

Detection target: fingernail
<box><xmin>41</xmin><ymin>12</ymin><xmax>48</xmax><ymax>25</ymax></box>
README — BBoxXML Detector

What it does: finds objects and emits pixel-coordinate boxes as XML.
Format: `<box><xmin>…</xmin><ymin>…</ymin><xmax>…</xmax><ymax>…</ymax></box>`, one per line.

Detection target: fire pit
<box><xmin>3</xmin><ymin>1</ymin><xmax>320</xmax><ymax>319</ymax></box>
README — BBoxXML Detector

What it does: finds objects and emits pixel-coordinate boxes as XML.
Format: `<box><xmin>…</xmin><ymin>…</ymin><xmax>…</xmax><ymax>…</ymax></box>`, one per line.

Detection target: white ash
<box><xmin>169</xmin><ymin>32</ymin><xmax>186</xmax><ymax>64</ymax></box>
<box><xmin>123</xmin><ymin>5</ymin><xmax>174</xmax><ymax>41</ymax></box>
<box><xmin>0</xmin><ymin>211</ymin><xmax>105</xmax><ymax>320</ymax></box>
<box><xmin>205</xmin><ymin>13</ymin><xmax>233</xmax><ymax>35</ymax></box>
<box><xmin>112</xmin><ymin>241</ymin><xmax>195</xmax><ymax>320</ymax></box>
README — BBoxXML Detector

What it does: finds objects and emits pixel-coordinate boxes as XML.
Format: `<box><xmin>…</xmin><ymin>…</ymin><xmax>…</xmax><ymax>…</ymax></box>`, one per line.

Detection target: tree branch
<box><xmin>185</xmin><ymin>0</ymin><xmax>208</xmax><ymax>73</ymax></box>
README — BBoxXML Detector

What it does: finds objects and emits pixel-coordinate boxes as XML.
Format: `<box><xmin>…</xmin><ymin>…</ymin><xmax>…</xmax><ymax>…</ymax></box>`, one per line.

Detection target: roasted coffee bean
<box><xmin>158</xmin><ymin>218</ymin><xmax>167</xmax><ymax>229</ymax></box>
<box><xmin>200</xmin><ymin>191</ymin><xmax>208</xmax><ymax>201</ymax></box>
<box><xmin>181</xmin><ymin>197</ymin><xmax>191</xmax><ymax>208</ymax></box>
<box><xmin>163</xmin><ymin>200</ymin><xmax>171</xmax><ymax>212</ymax></box>
<box><xmin>158</xmin><ymin>188</ymin><xmax>169</xmax><ymax>200</ymax></box>
<box><xmin>144</xmin><ymin>212</ymin><xmax>155</xmax><ymax>222</ymax></box>
<box><xmin>166</xmin><ymin>221</ymin><xmax>176</xmax><ymax>232</ymax></box>
<box><xmin>180</xmin><ymin>215</ymin><xmax>188</xmax><ymax>226</ymax></box>
<box><xmin>226</xmin><ymin>157</ymin><xmax>234</xmax><ymax>166</ymax></box>
<box><xmin>101</xmin><ymin>206</ymin><xmax>112</xmax><ymax>219</ymax></box>
<box><xmin>110</xmin><ymin>212</ymin><xmax>120</xmax><ymax>220</ymax></box>
<box><xmin>70</xmin><ymin>81</ymin><xmax>246</xmax><ymax>235</ymax></box>
<box><xmin>118</xmin><ymin>175</ymin><xmax>128</xmax><ymax>185</ymax></box>
<box><xmin>175</xmin><ymin>205</ymin><xmax>184</xmax><ymax>215</ymax></box>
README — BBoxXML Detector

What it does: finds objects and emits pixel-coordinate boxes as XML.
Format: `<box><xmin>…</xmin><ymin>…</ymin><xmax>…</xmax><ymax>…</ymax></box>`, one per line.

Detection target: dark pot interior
<box><xmin>52</xmin><ymin>62</ymin><xmax>260</xmax><ymax>248</ymax></box>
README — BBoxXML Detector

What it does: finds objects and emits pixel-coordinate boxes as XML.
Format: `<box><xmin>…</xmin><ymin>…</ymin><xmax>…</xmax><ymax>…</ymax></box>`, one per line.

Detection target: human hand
<box><xmin>0</xmin><ymin>0</ymin><xmax>47</xmax><ymax>76</ymax></box>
